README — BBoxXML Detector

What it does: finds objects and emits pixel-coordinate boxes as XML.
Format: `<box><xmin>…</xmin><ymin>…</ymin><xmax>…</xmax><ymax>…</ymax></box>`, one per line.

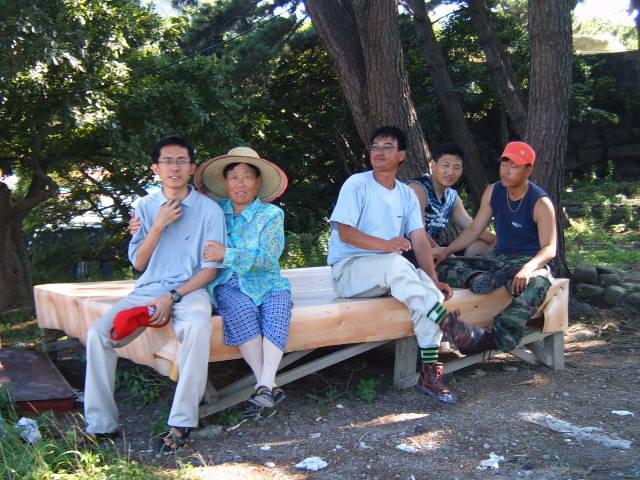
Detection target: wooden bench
<box><xmin>34</xmin><ymin>266</ymin><xmax>569</xmax><ymax>417</ymax></box>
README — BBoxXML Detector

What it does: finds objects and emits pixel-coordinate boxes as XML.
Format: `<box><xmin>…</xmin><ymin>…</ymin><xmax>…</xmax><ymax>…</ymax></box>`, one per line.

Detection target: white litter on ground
<box><xmin>359</xmin><ymin>441</ymin><xmax>372</xmax><ymax>449</ymax></box>
<box><xmin>260</xmin><ymin>445</ymin><xmax>271</xmax><ymax>451</ymax></box>
<box><xmin>336</xmin><ymin>404</ymin><xmax>345</xmax><ymax>409</ymax></box>
<box><xmin>309</xmin><ymin>432</ymin><xmax>322</xmax><ymax>438</ymax></box>
<box><xmin>520</xmin><ymin>412</ymin><xmax>633</xmax><ymax>449</ymax></box>
<box><xmin>396</xmin><ymin>443</ymin><xmax>418</xmax><ymax>453</ymax></box>
<box><xmin>477</xmin><ymin>452</ymin><xmax>505</xmax><ymax>470</ymax></box>
<box><xmin>295</xmin><ymin>456</ymin><xmax>328</xmax><ymax>471</ymax></box>
<box><xmin>15</xmin><ymin>417</ymin><xmax>41</xmax><ymax>444</ymax></box>
<box><xmin>264</xmin><ymin>462</ymin><xmax>276</xmax><ymax>468</ymax></box>
<box><xmin>611</xmin><ymin>410</ymin><xmax>634</xmax><ymax>417</ymax></box>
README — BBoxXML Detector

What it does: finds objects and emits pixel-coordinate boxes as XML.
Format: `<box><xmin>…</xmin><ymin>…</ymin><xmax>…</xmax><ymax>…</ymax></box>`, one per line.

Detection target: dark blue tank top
<box><xmin>408</xmin><ymin>175</ymin><xmax>458</xmax><ymax>238</ymax></box>
<box><xmin>490</xmin><ymin>181</ymin><xmax>548</xmax><ymax>256</ymax></box>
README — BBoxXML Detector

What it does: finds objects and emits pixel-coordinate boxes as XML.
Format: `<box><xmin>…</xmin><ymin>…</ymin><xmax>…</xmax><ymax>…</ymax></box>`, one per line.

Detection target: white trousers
<box><xmin>84</xmin><ymin>289</ymin><xmax>212</xmax><ymax>434</ymax></box>
<box><xmin>331</xmin><ymin>253</ymin><xmax>444</xmax><ymax>349</ymax></box>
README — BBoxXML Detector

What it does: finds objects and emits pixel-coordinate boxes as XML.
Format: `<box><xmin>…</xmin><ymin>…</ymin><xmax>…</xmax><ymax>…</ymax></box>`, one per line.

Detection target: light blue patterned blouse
<box><xmin>207</xmin><ymin>197</ymin><xmax>291</xmax><ymax>306</ymax></box>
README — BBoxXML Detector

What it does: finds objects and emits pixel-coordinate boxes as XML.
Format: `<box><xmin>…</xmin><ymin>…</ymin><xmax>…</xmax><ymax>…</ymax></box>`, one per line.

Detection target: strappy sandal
<box><xmin>248</xmin><ymin>386</ymin><xmax>274</xmax><ymax>408</ymax></box>
<box><xmin>271</xmin><ymin>387</ymin><xmax>287</xmax><ymax>406</ymax></box>
<box><xmin>155</xmin><ymin>426</ymin><xmax>192</xmax><ymax>453</ymax></box>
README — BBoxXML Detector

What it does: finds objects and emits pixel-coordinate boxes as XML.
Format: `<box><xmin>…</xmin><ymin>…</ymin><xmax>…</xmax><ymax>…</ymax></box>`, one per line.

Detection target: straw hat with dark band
<box><xmin>194</xmin><ymin>147</ymin><xmax>288</xmax><ymax>202</ymax></box>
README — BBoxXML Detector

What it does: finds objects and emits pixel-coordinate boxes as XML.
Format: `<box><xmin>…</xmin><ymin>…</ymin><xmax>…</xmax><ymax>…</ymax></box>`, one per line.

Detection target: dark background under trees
<box><xmin>1</xmin><ymin>0</ymin><xmax>638</xmax><ymax>312</ymax></box>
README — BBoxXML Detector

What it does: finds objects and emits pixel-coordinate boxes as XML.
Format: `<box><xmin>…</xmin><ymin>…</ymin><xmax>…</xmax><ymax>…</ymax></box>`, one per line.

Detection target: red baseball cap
<box><xmin>110</xmin><ymin>305</ymin><xmax>168</xmax><ymax>341</ymax></box>
<box><xmin>501</xmin><ymin>141</ymin><xmax>536</xmax><ymax>166</ymax></box>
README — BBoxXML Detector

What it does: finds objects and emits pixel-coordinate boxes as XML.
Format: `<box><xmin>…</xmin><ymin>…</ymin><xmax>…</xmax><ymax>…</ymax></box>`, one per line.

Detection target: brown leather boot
<box><xmin>441</xmin><ymin>310</ymin><xmax>493</xmax><ymax>354</ymax></box>
<box><xmin>416</xmin><ymin>362</ymin><xmax>458</xmax><ymax>404</ymax></box>
<box><xmin>458</xmin><ymin>327</ymin><xmax>498</xmax><ymax>356</ymax></box>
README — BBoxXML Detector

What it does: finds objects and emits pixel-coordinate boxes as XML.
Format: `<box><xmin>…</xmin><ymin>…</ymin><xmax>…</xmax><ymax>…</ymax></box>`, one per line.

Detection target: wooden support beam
<box><xmin>393</xmin><ymin>336</ymin><xmax>418</xmax><ymax>389</ymax></box>
<box><xmin>545</xmin><ymin>333</ymin><xmax>565</xmax><ymax>371</ymax></box>
<box><xmin>508</xmin><ymin>347</ymin><xmax>540</xmax><ymax>365</ymax></box>
<box><xmin>199</xmin><ymin>341</ymin><xmax>389</xmax><ymax>418</ymax></box>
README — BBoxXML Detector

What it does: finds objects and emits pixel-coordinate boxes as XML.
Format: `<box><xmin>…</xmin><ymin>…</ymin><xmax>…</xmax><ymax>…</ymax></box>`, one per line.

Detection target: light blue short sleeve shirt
<box><xmin>128</xmin><ymin>187</ymin><xmax>226</xmax><ymax>297</ymax></box>
<box><xmin>327</xmin><ymin>171</ymin><xmax>423</xmax><ymax>265</ymax></box>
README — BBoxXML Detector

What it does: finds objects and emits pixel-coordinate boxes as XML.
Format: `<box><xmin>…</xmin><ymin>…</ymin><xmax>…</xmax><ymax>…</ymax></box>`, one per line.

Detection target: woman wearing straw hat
<box><xmin>196</xmin><ymin>147</ymin><xmax>292</xmax><ymax>409</ymax></box>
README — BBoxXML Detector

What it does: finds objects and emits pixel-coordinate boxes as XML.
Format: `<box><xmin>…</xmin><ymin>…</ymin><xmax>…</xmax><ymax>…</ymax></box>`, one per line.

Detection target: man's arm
<box><xmin>337</xmin><ymin>223</ymin><xmax>411</xmax><ymax>253</ymax></box>
<box><xmin>451</xmin><ymin>197</ymin><xmax>496</xmax><ymax>245</ymax></box>
<box><xmin>511</xmin><ymin>196</ymin><xmax>557</xmax><ymax>294</ymax></box>
<box><xmin>410</xmin><ymin>228</ymin><xmax>453</xmax><ymax>299</ymax></box>
<box><xmin>436</xmin><ymin>184</ymin><xmax>494</xmax><ymax>262</ymax></box>
<box><xmin>408</xmin><ymin>182</ymin><xmax>438</xmax><ymax>248</ymax></box>
<box><xmin>132</xmin><ymin>200</ymin><xmax>183</xmax><ymax>271</ymax></box>
<box><xmin>148</xmin><ymin>267</ymin><xmax>218</xmax><ymax>324</ymax></box>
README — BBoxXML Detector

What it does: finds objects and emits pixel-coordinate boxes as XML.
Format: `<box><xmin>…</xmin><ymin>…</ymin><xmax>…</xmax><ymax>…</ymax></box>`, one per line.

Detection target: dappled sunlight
<box><xmin>342</xmin><ymin>412</ymin><xmax>430</xmax><ymax>429</ymax></box>
<box><xmin>190</xmin><ymin>462</ymin><xmax>306</xmax><ymax>479</ymax></box>
<box><xmin>404</xmin><ymin>429</ymin><xmax>447</xmax><ymax>453</ymax></box>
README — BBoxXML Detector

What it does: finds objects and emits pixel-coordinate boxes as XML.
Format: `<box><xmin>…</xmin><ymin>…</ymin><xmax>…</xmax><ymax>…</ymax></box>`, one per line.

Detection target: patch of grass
<box><xmin>0</xmin><ymin>412</ymin><xmax>170</xmax><ymax>480</ymax></box>
<box><xmin>355</xmin><ymin>378</ymin><xmax>381</xmax><ymax>403</ymax></box>
<box><xmin>0</xmin><ymin>308</ymin><xmax>40</xmax><ymax>348</ymax></box>
<box><xmin>115</xmin><ymin>365</ymin><xmax>168</xmax><ymax>406</ymax></box>
<box><xmin>565</xmin><ymin>217</ymin><xmax>640</xmax><ymax>269</ymax></box>
<box><xmin>210</xmin><ymin>409</ymin><xmax>244</xmax><ymax>427</ymax></box>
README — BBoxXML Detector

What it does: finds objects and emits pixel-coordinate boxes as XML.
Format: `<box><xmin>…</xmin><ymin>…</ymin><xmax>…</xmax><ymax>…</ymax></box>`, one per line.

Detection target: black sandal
<box><xmin>248</xmin><ymin>386</ymin><xmax>274</xmax><ymax>408</ymax></box>
<box><xmin>271</xmin><ymin>387</ymin><xmax>287</xmax><ymax>406</ymax></box>
<box><xmin>155</xmin><ymin>426</ymin><xmax>192</xmax><ymax>453</ymax></box>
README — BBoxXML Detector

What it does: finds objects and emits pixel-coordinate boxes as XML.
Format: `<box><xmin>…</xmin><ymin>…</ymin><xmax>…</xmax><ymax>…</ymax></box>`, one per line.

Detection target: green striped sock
<box><xmin>419</xmin><ymin>347</ymin><xmax>439</xmax><ymax>365</ymax></box>
<box><xmin>427</xmin><ymin>303</ymin><xmax>448</xmax><ymax>326</ymax></box>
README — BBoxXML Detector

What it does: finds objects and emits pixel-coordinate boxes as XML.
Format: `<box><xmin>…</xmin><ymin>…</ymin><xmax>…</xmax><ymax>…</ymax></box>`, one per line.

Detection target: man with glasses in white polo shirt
<box><xmin>83</xmin><ymin>136</ymin><xmax>226</xmax><ymax>452</ymax></box>
<box><xmin>327</xmin><ymin>126</ymin><xmax>488</xmax><ymax>404</ymax></box>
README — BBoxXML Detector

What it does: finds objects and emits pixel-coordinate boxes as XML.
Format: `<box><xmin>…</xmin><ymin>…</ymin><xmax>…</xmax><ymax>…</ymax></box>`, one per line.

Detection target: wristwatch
<box><xmin>170</xmin><ymin>289</ymin><xmax>183</xmax><ymax>303</ymax></box>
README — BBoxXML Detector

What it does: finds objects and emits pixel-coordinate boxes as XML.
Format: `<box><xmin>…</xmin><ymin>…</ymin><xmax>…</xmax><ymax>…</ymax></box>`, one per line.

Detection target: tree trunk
<box><xmin>467</xmin><ymin>0</ymin><xmax>528</xmax><ymax>137</ymax></box>
<box><xmin>526</xmin><ymin>0</ymin><xmax>573</xmax><ymax>277</ymax></box>
<box><xmin>0</xmin><ymin>184</ymin><xmax>34</xmax><ymax>311</ymax></box>
<box><xmin>305</xmin><ymin>0</ymin><xmax>430</xmax><ymax>180</ymax></box>
<box><xmin>409</xmin><ymin>0</ymin><xmax>488</xmax><ymax>207</ymax></box>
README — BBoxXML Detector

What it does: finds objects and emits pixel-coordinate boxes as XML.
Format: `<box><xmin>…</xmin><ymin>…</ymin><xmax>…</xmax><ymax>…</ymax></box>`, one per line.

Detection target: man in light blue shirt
<box><xmin>328</xmin><ymin>126</ymin><xmax>486</xmax><ymax>404</ymax></box>
<box><xmin>84</xmin><ymin>136</ymin><xmax>225</xmax><ymax>451</ymax></box>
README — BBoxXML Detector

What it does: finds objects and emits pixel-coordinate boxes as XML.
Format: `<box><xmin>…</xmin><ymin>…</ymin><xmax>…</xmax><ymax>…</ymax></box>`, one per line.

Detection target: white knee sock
<box><xmin>258</xmin><ymin>337</ymin><xmax>284</xmax><ymax>389</ymax></box>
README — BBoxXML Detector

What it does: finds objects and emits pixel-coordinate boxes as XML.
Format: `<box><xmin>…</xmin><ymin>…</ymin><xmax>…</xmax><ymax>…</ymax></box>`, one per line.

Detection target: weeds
<box><xmin>356</xmin><ymin>378</ymin><xmax>381</xmax><ymax>403</ymax></box>
<box><xmin>115</xmin><ymin>365</ymin><xmax>168</xmax><ymax>406</ymax></box>
<box><xmin>0</xmin><ymin>411</ymin><xmax>167</xmax><ymax>480</ymax></box>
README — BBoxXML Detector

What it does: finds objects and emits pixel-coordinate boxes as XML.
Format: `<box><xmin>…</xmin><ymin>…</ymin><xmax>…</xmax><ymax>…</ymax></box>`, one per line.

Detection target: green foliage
<box><xmin>0</xmin><ymin>413</ymin><xmax>167</xmax><ymax>480</ymax></box>
<box><xmin>355</xmin><ymin>378</ymin><xmax>381</xmax><ymax>403</ymax></box>
<box><xmin>564</xmin><ymin>174</ymin><xmax>640</xmax><ymax>269</ymax></box>
<box><xmin>115</xmin><ymin>364</ymin><xmax>168</xmax><ymax>406</ymax></box>
<box><xmin>573</xmin><ymin>18</ymin><xmax>637</xmax><ymax>52</ymax></box>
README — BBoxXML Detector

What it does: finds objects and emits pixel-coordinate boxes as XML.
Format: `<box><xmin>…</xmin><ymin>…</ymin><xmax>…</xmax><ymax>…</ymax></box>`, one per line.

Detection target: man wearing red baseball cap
<box><xmin>433</xmin><ymin>141</ymin><xmax>557</xmax><ymax>355</ymax></box>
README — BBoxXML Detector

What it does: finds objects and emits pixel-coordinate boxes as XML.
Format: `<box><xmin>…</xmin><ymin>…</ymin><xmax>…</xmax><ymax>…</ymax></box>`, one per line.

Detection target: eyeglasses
<box><xmin>369</xmin><ymin>145</ymin><xmax>398</xmax><ymax>153</ymax></box>
<box><xmin>158</xmin><ymin>159</ymin><xmax>192</xmax><ymax>166</ymax></box>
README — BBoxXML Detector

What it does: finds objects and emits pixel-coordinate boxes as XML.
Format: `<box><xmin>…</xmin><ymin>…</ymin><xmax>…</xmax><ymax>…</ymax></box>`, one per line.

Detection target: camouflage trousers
<box><xmin>436</xmin><ymin>254</ymin><xmax>552</xmax><ymax>352</ymax></box>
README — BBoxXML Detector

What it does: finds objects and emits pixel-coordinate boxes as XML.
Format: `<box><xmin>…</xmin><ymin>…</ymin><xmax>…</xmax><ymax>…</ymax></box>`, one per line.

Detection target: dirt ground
<box><xmin>52</xmin><ymin>304</ymin><xmax>639</xmax><ymax>480</ymax></box>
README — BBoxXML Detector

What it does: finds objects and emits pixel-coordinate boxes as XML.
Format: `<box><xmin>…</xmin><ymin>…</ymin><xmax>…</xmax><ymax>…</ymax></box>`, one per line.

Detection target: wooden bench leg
<box><xmin>393</xmin><ymin>336</ymin><xmax>418</xmax><ymax>390</ymax></box>
<box><xmin>544</xmin><ymin>332</ymin><xmax>565</xmax><ymax>371</ymax></box>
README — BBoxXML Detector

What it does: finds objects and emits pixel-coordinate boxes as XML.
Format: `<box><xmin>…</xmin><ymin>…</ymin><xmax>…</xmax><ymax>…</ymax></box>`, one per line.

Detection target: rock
<box><xmin>576</xmin><ymin>283</ymin><xmax>605</xmax><ymax>301</ymax></box>
<box><xmin>574</xmin><ymin>264</ymin><xmax>598</xmax><ymax>284</ymax></box>
<box><xmin>604</xmin><ymin>285</ymin><xmax>626</xmax><ymax>306</ymax></box>
<box><xmin>621</xmin><ymin>282</ymin><xmax>640</xmax><ymax>293</ymax></box>
<box><xmin>569</xmin><ymin>298</ymin><xmax>599</xmax><ymax>321</ymax></box>
<box><xmin>627</xmin><ymin>293</ymin><xmax>640</xmax><ymax>308</ymax></box>
<box><xmin>596</xmin><ymin>266</ymin><xmax>619</xmax><ymax>275</ymax></box>
<box><xmin>599</xmin><ymin>273</ymin><xmax>622</xmax><ymax>287</ymax></box>
<box><xmin>189</xmin><ymin>424</ymin><xmax>223</xmax><ymax>439</ymax></box>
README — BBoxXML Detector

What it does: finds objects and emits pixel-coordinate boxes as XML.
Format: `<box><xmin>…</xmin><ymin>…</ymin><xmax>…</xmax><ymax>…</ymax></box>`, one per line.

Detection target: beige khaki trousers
<box><xmin>331</xmin><ymin>253</ymin><xmax>444</xmax><ymax>348</ymax></box>
<box><xmin>84</xmin><ymin>289</ymin><xmax>212</xmax><ymax>434</ymax></box>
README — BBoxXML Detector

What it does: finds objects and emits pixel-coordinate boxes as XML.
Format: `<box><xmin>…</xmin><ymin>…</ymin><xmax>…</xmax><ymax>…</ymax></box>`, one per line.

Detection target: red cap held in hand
<box><xmin>110</xmin><ymin>305</ymin><xmax>168</xmax><ymax>341</ymax></box>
